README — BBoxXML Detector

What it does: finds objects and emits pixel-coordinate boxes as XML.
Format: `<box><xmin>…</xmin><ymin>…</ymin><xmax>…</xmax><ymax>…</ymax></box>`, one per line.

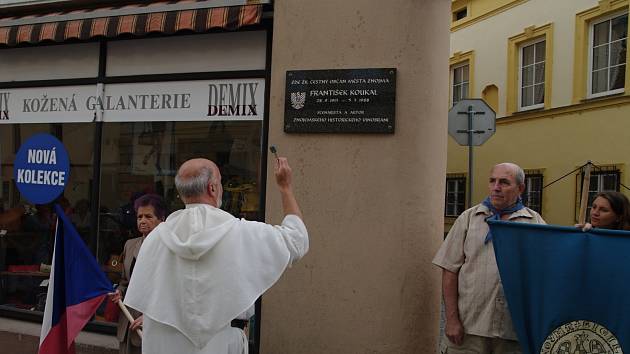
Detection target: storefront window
<box><xmin>98</xmin><ymin>120</ymin><xmax>262</xmax><ymax>318</ymax></box>
<box><xmin>0</xmin><ymin>120</ymin><xmax>263</xmax><ymax>327</ymax></box>
<box><xmin>0</xmin><ymin>123</ymin><xmax>94</xmax><ymax>317</ymax></box>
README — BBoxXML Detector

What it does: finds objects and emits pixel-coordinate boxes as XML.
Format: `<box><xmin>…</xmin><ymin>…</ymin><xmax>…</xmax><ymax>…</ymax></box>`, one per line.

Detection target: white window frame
<box><xmin>579</xmin><ymin>170</ymin><xmax>620</xmax><ymax>221</ymax></box>
<box><xmin>587</xmin><ymin>11</ymin><xmax>628</xmax><ymax>99</ymax></box>
<box><xmin>588</xmin><ymin>171</ymin><xmax>619</xmax><ymax>204</ymax></box>
<box><xmin>522</xmin><ymin>174</ymin><xmax>543</xmax><ymax>213</ymax></box>
<box><xmin>518</xmin><ymin>38</ymin><xmax>546</xmax><ymax>111</ymax></box>
<box><xmin>445</xmin><ymin>177</ymin><xmax>466</xmax><ymax>217</ymax></box>
<box><xmin>451</xmin><ymin>62</ymin><xmax>469</xmax><ymax>106</ymax></box>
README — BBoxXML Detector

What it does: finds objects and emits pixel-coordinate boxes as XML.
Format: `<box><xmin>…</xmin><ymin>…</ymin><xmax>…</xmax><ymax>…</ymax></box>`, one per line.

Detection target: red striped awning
<box><xmin>0</xmin><ymin>2</ymin><xmax>262</xmax><ymax>47</ymax></box>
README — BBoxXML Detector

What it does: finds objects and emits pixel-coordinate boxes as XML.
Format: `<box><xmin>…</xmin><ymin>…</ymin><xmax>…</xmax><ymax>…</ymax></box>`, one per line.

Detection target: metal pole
<box><xmin>467</xmin><ymin>105</ymin><xmax>474</xmax><ymax>208</ymax></box>
<box><xmin>578</xmin><ymin>161</ymin><xmax>593</xmax><ymax>225</ymax></box>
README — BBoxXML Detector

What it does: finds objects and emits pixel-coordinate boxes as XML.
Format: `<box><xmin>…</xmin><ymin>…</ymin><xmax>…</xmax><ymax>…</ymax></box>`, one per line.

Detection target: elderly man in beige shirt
<box><xmin>433</xmin><ymin>163</ymin><xmax>545</xmax><ymax>354</ymax></box>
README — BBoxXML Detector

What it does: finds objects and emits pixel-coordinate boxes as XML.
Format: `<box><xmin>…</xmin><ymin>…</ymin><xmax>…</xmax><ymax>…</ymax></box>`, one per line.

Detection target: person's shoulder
<box><xmin>523</xmin><ymin>206</ymin><xmax>540</xmax><ymax>217</ymax></box>
<box><xmin>124</xmin><ymin>236</ymin><xmax>143</xmax><ymax>248</ymax></box>
<box><xmin>235</xmin><ymin>217</ymin><xmax>270</xmax><ymax>229</ymax></box>
<box><xmin>236</xmin><ymin>217</ymin><xmax>299</xmax><ymax>234</ymax></box>
<box><xmin>457</xmin><ymin>204</ymin><xmax>488</xmax><ymax>219</ymax></box>
<box><xmin>521</xmin><ymin>207</ymin><xmax>545</xmax><ymax>223</ymax></box>
<box><xmin>447</xmin><ymin>204</ymin><xmax>486</xmax><ymax>234</ymax></box>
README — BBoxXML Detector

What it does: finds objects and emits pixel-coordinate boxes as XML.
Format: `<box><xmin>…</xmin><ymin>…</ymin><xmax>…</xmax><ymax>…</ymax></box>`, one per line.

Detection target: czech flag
<box><xmin>489</xmin><ymin>221</ymin><xmax>630</xmax><ymax>354</ymax></box>
<box><xmin>39</xmin><ymin>204</ymin><xmax>113</xmax><ymax>354</ymax></box>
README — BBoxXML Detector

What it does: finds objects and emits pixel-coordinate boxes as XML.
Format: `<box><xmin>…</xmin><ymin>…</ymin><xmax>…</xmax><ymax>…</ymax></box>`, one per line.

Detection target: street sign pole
<box><xmin>457</xmin><ymin>105</ymin><xmax>486</xmax><ymax>208</ymax></box>
<box><xmin>467</xmin><ymin>105</ymin><xmax>474</xmax><ymax>209</ymax></box>
<box><xmin>448</xmin><ymin>99</ymin><xmax>496</xmax><ymax>209</ymax></box>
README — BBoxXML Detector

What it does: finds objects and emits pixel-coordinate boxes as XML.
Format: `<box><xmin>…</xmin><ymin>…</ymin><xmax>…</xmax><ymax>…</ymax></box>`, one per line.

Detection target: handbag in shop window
<box><xmin>107</xmin><ymin>254</ymin><xmax>123</xmax><ymax>273</ymax></box>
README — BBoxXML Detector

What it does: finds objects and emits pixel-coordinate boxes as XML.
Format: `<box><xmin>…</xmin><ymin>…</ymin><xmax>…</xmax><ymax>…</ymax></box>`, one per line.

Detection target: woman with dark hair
<box><xmin>109</xmin><ymin>194</ymin><xmax>167</xmax><ymax>354</ymax></box>
<box><xmin>578</xmin><ymin>191</ymin><xmax>630</xmax><ymax>231</ymax></box>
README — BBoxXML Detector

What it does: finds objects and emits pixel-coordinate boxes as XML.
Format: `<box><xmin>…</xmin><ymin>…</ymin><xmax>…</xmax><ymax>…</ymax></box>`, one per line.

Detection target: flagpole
<box><xmin>578</xmin><ymin>161</ymin><xmax>592</xmax><ymax>225</ymax></box>
<box><xmin>118</xmin><ymin>301</ymin><xmax>143</xmax><ymax>338</ymax></box>
<box><xmin>41</xmin><ymin>205</ymin><xmax>117</xmax><ymax>354</ymax></box>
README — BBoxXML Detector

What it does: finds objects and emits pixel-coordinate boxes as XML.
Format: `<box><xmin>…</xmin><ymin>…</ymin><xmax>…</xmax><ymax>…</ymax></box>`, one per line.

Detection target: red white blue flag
<box><xmin>38</xmin><ymin>204</ymin><xmax>113</xmax><ymax>354</ymax></box>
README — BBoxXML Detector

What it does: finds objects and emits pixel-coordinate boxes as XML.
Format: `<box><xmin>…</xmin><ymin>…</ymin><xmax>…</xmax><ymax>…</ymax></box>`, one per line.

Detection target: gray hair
<box><xmin>493</xmin><ymin>162</ymin><xmax>525</xmax><ymax>185</ymax></box>
<box><xmin>175</xmin><ymin>166</ymin><xmax>214</xmax><ymax>198</ymax></box>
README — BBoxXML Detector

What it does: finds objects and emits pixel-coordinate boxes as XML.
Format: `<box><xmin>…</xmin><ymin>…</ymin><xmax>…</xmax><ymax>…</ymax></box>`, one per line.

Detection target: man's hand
<box><xmin>108</xmin><ymin>290</ymin><xmax>122</xmax><ymax>304</ymax></box>
<box><xmin>274</xmin><ymin>157</ymin><xmax>293</xmax><ymax>190</ymax></box>
<box><xmin>442</xmin><ymin>269</ymin><xmax>464</xmax><ymax>345</ymax></box>
<box><xmin>273</xmin><ymin>157</ymin><xmax>303</xmax><ymax>219</ymax></box>
<box><xmin>575</xmin><ymin>223</ymin><xmax>593</xmax><ymax>232</ymax></box>
<box><xmin>130</xmin><ymin>315</ymin><xmax>143</xmax><ymax>331</ymax></box>
<box><xmin>445</xmin><ymin>317</ymin><xmax>464</xmax><ymax>345</ymax></box>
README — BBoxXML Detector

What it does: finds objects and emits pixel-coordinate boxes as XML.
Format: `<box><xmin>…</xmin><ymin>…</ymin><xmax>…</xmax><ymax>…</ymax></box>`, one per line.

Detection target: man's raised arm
<box><xmin>274</xmin><ymin>157</ymin><xmax>303</xmax><ymax>220</ymax></box>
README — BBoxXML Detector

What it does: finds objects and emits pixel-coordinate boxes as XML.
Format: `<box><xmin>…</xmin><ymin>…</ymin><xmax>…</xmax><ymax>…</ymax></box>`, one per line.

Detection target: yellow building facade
<box><xmin>447</xmin><ymin>0</ymin><xmax>630</xmax><ymax>228</ymax></box>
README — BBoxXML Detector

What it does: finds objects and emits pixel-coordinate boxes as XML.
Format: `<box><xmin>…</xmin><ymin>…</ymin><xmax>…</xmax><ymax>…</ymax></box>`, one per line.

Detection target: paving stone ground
<box><xmin>0</xmin><ymin>331</ymin><xmax>117</xmax><ymax>354</ymax></box>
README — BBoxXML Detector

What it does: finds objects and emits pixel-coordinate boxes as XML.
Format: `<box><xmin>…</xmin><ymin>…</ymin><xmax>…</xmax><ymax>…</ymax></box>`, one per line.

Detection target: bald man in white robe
<box><xmin>124</xmin><ymin>157</ymin><xmax>308</xmax><ymax>354</ymax></box>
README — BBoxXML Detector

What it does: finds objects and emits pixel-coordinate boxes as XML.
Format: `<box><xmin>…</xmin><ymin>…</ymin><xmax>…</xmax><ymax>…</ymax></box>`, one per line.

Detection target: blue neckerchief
<box><xmin>482</xmin><ymin>196</ymin><xmax>525</xmax><ymax>244</ymax></box>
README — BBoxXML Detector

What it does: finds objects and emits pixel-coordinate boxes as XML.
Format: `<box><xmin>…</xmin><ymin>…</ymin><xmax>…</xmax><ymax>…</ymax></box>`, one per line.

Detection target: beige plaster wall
<box><xmin>261</xmin><ymin>1</ymin><xmax>450</xmax><ymax>353</ymax></box>
<box><xmin>450</xmin><ymin>0</ymin><xmax>598</xmax><ymax>116</ymax></box>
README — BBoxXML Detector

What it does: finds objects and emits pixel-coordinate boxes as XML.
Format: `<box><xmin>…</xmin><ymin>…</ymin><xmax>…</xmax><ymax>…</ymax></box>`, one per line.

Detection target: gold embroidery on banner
<box><xmin>540</xmin><ymin>320</ymin><xmax>622</xmax><ymax>354</ymax></box>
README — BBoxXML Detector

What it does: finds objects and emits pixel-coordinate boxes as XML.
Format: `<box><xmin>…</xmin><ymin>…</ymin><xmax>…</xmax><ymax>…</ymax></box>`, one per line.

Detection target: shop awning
<box><xmin>0</xmin><ymin>1</ymin><xmax>263</xmax><ymax>47</ymax></box>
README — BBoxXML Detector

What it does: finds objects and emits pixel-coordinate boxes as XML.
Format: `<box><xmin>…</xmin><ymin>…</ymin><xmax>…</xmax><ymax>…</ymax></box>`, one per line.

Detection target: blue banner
<box><xmin>489</xmin><ymin>221</ymin><xmax>629</xmax><ymax>354</ymax></box>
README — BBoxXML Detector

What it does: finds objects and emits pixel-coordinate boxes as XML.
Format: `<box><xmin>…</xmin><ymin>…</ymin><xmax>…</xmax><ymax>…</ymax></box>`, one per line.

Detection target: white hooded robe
<box><xmin>124</xmin><ymin>204</ymin><xmax>308</xmax><ymax>354</ymax></box>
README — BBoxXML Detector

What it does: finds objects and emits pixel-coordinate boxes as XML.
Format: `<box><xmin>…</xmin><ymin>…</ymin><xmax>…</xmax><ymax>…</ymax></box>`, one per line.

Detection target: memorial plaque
<box><xmin>284</xmin><ymin>68</ymin><xmax>396</xmax><ymax>133</ymax></box>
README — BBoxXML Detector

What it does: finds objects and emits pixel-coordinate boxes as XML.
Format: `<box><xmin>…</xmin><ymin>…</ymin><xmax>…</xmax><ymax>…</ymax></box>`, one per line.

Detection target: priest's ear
<box><xmin>207</xmin><ymin>181</ymin><xmax>217</xmax><ymax>196</ymax></box>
